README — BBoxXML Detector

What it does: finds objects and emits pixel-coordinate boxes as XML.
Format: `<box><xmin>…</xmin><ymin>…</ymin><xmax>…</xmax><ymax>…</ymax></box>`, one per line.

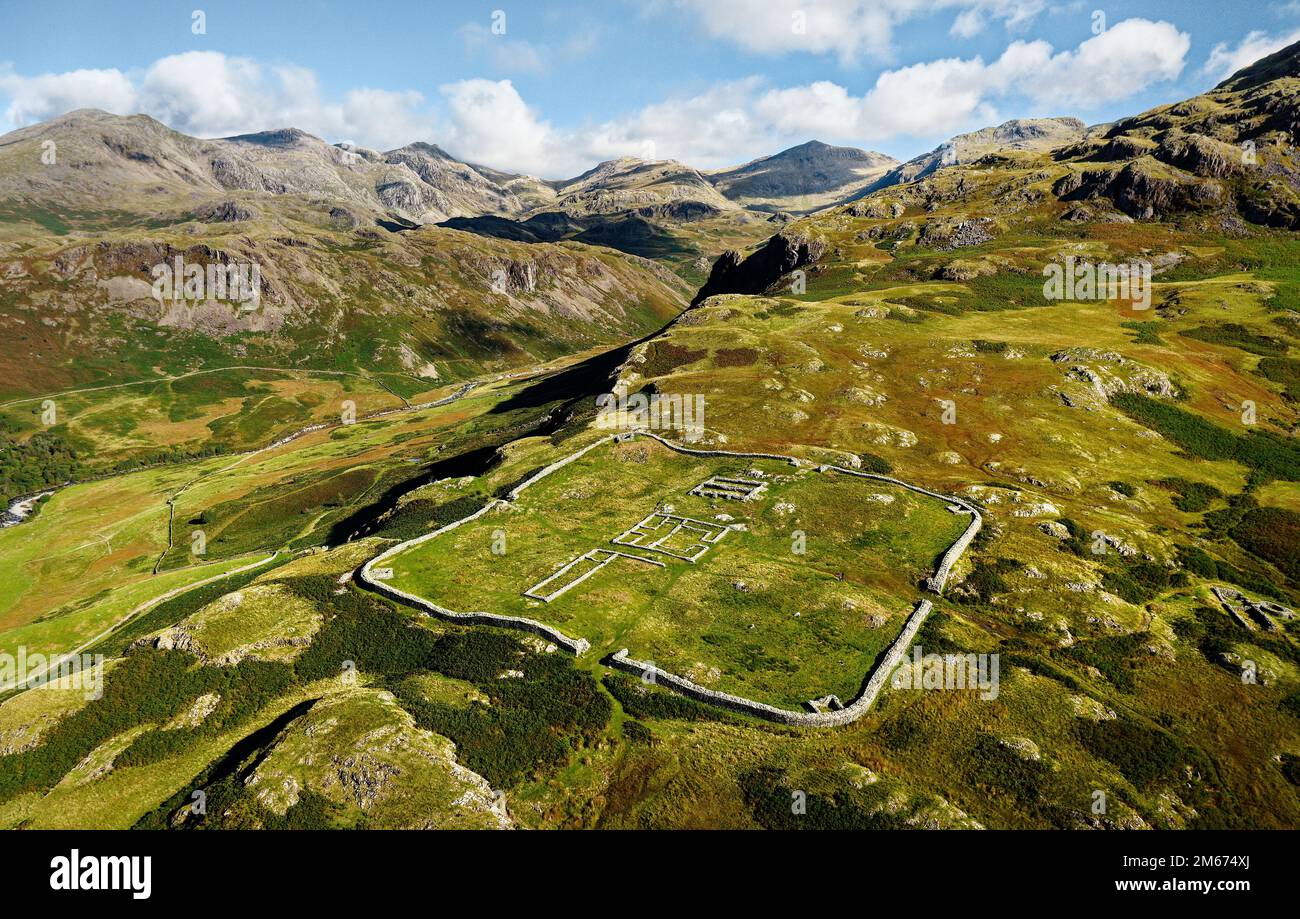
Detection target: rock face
<box><xmin>1156</xmin><ymin>132</ymin><xmax>1242</xmax><ymax>179</ymax></box>
<box><xmin>328</xmin><ymin>206</ymin><xmax>359</xmax><ymax>229</ymax></box>
<box><xmin>193</xmin><ymin>200</ymin><xmax>255</xmax><ymax>223</ymax></box>
<box><xmin>918</xmin><ymin>217</ymin><xmax>995</xmax><ymax>250</ymax></box>
<box><xmin>692</xmin><ymin>231</ymin><xmax>827</xmax><ymax>305</ymax></box>
<box><xmin>1050</xmin><ymin>348</ymin><xmax>1179</xmax><ymax>401</ymax></box>
<box><xmin>1049</xmin><ymin>40</ymin><xmax>1300</xmax><ymax>229</ymax></box>
<box><xmin>847</xmin><ymin>198</ymin><xmax>905</xmax><ymax>219</ymax></box>
<box><xmin>631</xmin><ymin>200</ymin><xmax>722</xmax><ymax>221</ymax></box>
<box><xmin>864</xmin><ymin>117</ymin><xmax>1089</xmax><ymax>194</ymax></box>
<box><xmin>1054</xmin><ymin>159</ymin><xmax>1222</xmax><ymax>220</ymax></box>
<box><xmin>381</xmin><ymin>141</ymin><xmax>526</xmax><ymax>220</ymax></box>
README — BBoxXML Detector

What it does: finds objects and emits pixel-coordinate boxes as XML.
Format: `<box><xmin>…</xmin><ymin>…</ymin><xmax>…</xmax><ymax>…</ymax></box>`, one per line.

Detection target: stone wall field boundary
<box><xmin>358</xmin><ymin>428</ymin><xmax>983</xmax><ymax>726</ymax></box>
<box><xmin>608</xmin><ymin>600</ymin><xmax>933</xmax><ymax>727</ymax></box>
<box><xmin>820</xmin><ymin>464</ymin><xmax>983</xmax><ymax>594</ymax></box>
<box><xmin>360</xmin><ymin>497</ymin><xmax>592</xmax><ymax>654</ymax></box>
<box><xmin>506</xmin><ymin>434</ymin><xmax>618</xmax><ymax>500</ymax></box>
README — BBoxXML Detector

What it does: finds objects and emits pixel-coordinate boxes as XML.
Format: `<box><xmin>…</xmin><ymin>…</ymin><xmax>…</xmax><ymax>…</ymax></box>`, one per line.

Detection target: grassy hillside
<box><xmin>2</xmin><ymin>48</ymin><xmax>1300</xmax><ymax>831</ymax></box>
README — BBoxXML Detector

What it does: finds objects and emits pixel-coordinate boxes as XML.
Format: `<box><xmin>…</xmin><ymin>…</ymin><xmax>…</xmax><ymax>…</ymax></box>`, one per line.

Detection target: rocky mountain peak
<box><xmin>223</xmin><ymin>127</ymin><xmax>321</xmax><ymax>149</ymax></box>
<box><xmin>1215</xmin><ymin>38</ymin><xmax>1300</xmax><ymax>92</ymax></box>
<box><xmin>708</xmin><ymin>141</ymin><xmax>897</xmax><ymax>214</ymax></box>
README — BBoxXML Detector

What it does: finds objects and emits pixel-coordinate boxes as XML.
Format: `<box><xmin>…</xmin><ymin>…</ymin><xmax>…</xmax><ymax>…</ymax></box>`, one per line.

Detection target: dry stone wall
<box><xmin>360</xmin><ymin>498</ymin><xmax>591</xmax><ymax>654</ymax></box>
<box><xmin>359</xmin><ymin>428</ymin><xmax>983</xmax><ymax>724</ymax></box>
<box><xmin>608</xmin><ymin>600</ymin><xmax>934</xmax><ymax>727</ymax></box>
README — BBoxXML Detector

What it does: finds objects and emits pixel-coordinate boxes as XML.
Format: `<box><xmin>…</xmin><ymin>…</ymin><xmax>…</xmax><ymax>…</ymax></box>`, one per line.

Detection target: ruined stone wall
<box><xmin>358</xmin><ymin>428</ymin><xmax>980</xmax><ymax>720</ymax></box>
<box><xmin>359</xmin><ymin>498</ymin><xmax>591</xmax><ymax>654</ymax></box>
<box><xmin>608</xmin><ymin>599</ymin><xmax>934</xmax><ymax>727</ymax></box>
<box><xmin>927</xmin><ymin>512</ymin><xmax>982</xmax><ymax>593</ymax></box>
<box><xmin>506</xmin><ymin>434</ymin><xmax>617</xmax><ymax>500</ymax></box>
<box><xmin>635</xmin><ymin>431</ymin><xmax>802</xmax><ymax>467</ymax></box>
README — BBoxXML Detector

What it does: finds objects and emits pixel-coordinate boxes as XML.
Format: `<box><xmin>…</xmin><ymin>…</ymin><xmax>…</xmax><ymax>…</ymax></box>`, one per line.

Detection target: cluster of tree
<box><xmin>1175</xmin><ymin>544</ymin><xmax>1287</xmax><ymax>601</ymax></box>
<box><xmin>1</xmin><ymin>573</ymin><xmax>621</xmax><ymax>808</ymax></box>
<box><xmin>116</xmin><ymin>659</ymin><xmax>296</xmax><ymax>768</ymax></box>
<box><xmin>1072</xmin><ymin>718</ymin><xmax>1204</xmax><ymax>794</ymax></box>
<box><xmin>290</xmin><ymin>576</ymin><xmax>441</xmax><ymax>680</ymax></box>
<box><xmin>1156</xmin><ymin>476</ymin><xmax>1222</xmax><ymax>512</ymax></box>
<box><xmin>0</xmin><ymin>651</ymin><xmax>204</xmax><ymax>799</ymax></box>
<box><xmin>396</xmin><ymin>632</ymin><xmax>610</xmax><ymax>787</ymax></box>
<box><xmin>1108</xmin><ymin>480</ymin><xmax>1138</xmax><ymax>498</ymax></box>
<box><xmin>109</xmin><ymin>442</ymin><xmax>233</xmax><ymax>476</ymax></box>
<box><xmin>957</xmin><ymin>557</ymin><xmax>1023</xmax><ymax>604</ymax></box>
<box><xmin>1062</xmin><ymin>632</ymin><xmax>1152</xmax><ymax>693</ymax></box>
<box><xmin>961</xmin><ymin>732</ymin><xmax>1056</xmax><ymax>809</ymax></box>
<box><xmin>1101</xmin><ymin>561</ymin><xmax>1183</xmax><ymax>606</ymax></box>
<box><xmin>0</xmin><ymin>428</ymin><xmax>80</xmax><ymax>504</ymax></box>
<box><xmin>1229</xmin><ymin>506</ymin><xmax>1300</xmax><ymax>583</ymax></box>
<box><xmin>1182</xmin><ymin>323</ymin><xmax>1289</xmax><ymax>358</ymax></box>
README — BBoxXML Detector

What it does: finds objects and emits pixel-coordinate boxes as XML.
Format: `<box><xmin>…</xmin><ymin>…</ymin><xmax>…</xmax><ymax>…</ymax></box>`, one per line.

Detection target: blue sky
<box><xmin>1</xmin><ymin>0</ymin><xmax>1298</xmax><ymax>177</ymax></box>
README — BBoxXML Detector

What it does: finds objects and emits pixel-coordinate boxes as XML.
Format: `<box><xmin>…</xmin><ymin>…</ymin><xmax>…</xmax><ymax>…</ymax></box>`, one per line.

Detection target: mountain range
<box><xmin>2</xmin><ymin>41</ymin><xmax>1299</xmax><ymax>393</ymax></box>
<box><xmin>2</xmin><ymin>37</ymin><xmax>1300</xmax><ymax>833</ymax></box>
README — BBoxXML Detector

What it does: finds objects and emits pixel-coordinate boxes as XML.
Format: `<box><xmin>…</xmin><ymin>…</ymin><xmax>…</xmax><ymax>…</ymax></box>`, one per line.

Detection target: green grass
<box><xmin>387</xmin><ymin>436</ymin><xmax>966</xmax><ymax>708</ymax></box>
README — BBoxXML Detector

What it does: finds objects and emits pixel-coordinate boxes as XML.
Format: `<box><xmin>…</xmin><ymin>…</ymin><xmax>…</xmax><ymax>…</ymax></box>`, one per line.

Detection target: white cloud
<box><xmin>638</xmin><ymin>19</ymin><xmax>1186</xmax><ymax>156</ymax></box>
<box><xmin>0</xmin><ymin>51</ymin><xmax>439</xmax><ymax>153</ymax></box>
<box><xmin>334</xmin><ymin>88</ymin><xmax>434</xmax><ymax>151</ymax></box>
<box><xmin>137</xmin><ymin>52</ymin><xmax>272</xmax><ymax>138</ymax></box>
<box><xmin>438</xmin><ymin>78</ymin><xmax>571</xmax><ymax>174</ymax></box>
<box><xmin>950</xmin><ymin>1</ymin><xmax>1047</xmax><ymax>39</ymax></box>
<box><xmin>674</xmin><ymin>0</ymin><xmax>1049</xmax><ymax>64</ymax></box>
<box><xmin>1024</xmin><ymin>18</ymin><xmax>1190</xmax><ymax>107</ymax></box>
<box><xmin>0</xmin><ymin>64</ymin><xmax>136</xmax><ymax>126</ymax></box>
<box><xmin>583</xmin><ymin>79</ymin><xmax>773</xmax><ymax>166</ymax></box>
<box><xmin>135</xmin><ymin>53</ymin><xmax>440</xmax><ymax>150</ymax></box>
<box><xmin>1202</xmin><ymin>27</ymin><xmax>1300</xmax><ymax>82</ymax></box>
<box><xmin>0</xmin><ymin>19</ymin><xmax>1189</xmax><ymax>178</ymax></box>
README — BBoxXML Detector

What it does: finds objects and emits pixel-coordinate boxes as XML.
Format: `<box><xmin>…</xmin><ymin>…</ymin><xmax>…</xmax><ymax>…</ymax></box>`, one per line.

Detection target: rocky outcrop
<box><xmin>376</xmin><ymin>178</ymin><xmax>435</xmax><ymax>218</ymax></box>
<box><xmin>193</xmin><ymin>200</ymin><xmax>255</xmax><ymax>222</ymax></box>
<box><xmin>692</xmin><ymin>230</ymin><xmax>826</xmax><ymax>305</ymax></box>
<box><xmin>1155</xmin><ymin>132</ymin><xmax>1242</xmax><ymax>179</ymax></box>
<box><xmin>243</xmin><ymin>688</ymin><xmax>513</xmax><ymax>829</ymax></box>
<box><xmin>1054</xmin><ymin>159</ymin><xmax>1220</xmax><ymax>220</ymax></box>
<box><xmin>1239</xmin><ymin>178</ymin><xmax>1300</xmax><ymax>229</ymax></box>
<box><xmin>1051</xmin><ymin>348</ymin><xmax>1179</xmax><ymax>400</ymax></box>
<box><xmin>328</xmin><ymin>206</ymin><xmax>359</xmax><ymax>229</ymax></box>
<box><xmin>631</xmin><ymin>201</ymin><xmax>722</xmax><ymax>222</ymax></box>
<box><xmin>208</xmin><ymin>152</ymin><xmax>265</xmax><ymax>191</ymax></box>
<box><xmin>918</xmin><ymin>217</ymin><xmax>995</xmax><ymax>251</ymax></box>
